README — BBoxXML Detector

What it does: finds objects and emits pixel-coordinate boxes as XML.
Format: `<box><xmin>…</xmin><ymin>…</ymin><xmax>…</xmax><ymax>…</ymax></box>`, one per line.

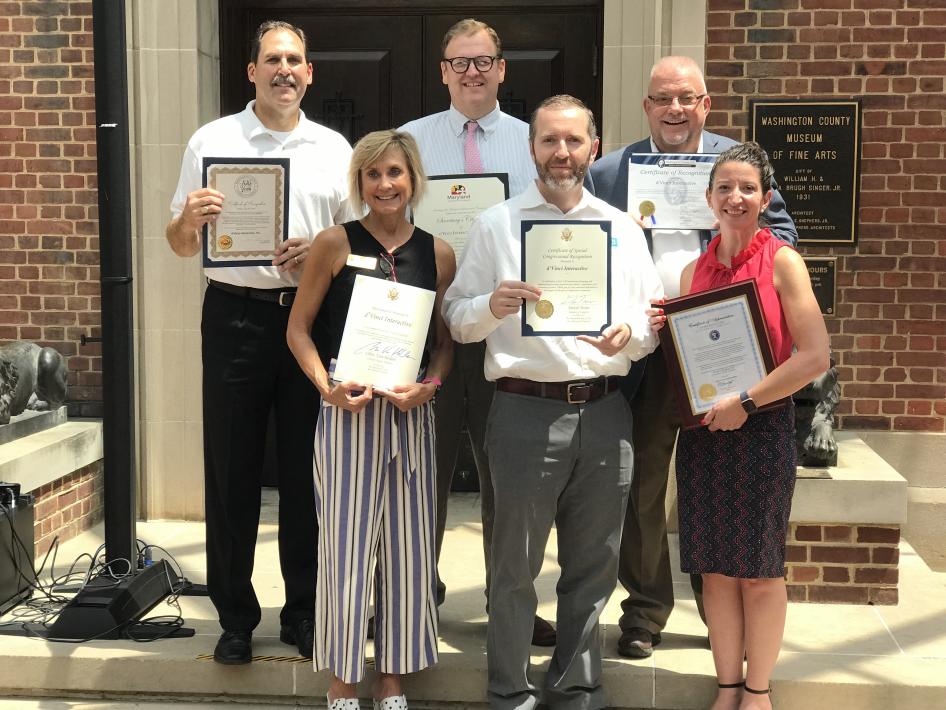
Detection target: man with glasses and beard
<box><xmin>399</xmin><ymin>19</ymin><xmax>555</xmax><ymax>646</ymax></box>
<box><xmin>166</xmin><ymin>20</ymin><xmax>353</xmax><ymax>665</ymax></box>
<box><xmin>587</xmin><ymin>55</ymin><xmax>797</xmax><ymax>660</ymax></box>
<box><xmin>444</xmin><ymin>95</ymin><xmax>662</xmax><ymax>710</ymax></box>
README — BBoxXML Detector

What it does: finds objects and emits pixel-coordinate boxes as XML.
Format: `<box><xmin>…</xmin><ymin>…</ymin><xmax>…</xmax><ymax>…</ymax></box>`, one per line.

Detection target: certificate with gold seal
<box><xmin>412</xmin><ymin>173</ymin><xmax>509</xmax><ymax>256</ymax></box>
<box><xmin>627</xmin><ymin>153</ymin><xmax>716</xmax><ymax>230</ymax></box>
<box><xmin>658</xmin><ymin>279</ymin><xmax>785</xmax><ymax>429</ymax></box>
<box><xmin>333</xmin><ymin>274</ymin><xmax>436</xmax><ymax>389</ymax></box>
<box><xmin>201</xmin><ymin>157</ymin><xmax>289</xmax><ymax>268</ymax></box>
<box><xmin>520</xmin><ymin>220</ymin><xmax>611</xmax><ymax>336</ymax></box>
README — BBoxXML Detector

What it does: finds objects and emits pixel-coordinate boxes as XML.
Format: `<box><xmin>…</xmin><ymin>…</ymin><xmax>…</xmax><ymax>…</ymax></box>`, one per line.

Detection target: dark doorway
<box><xmin>219</xmin><ymin>0</ymin><xmax>603</xmax><ymax>145</ymax></box>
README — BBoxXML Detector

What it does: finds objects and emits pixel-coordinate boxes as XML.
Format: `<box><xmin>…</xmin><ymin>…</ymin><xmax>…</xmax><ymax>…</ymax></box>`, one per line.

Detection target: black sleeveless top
<box><xmin>313</xmin><ymin>220</ymin><xmax>438</xmax><ymax>371</ymax></box>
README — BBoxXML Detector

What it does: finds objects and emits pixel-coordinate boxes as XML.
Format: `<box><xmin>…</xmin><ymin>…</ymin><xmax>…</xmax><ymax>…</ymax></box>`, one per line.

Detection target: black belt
<box><xmin>208</xmin><ymin>279</ymin><xmax>297</xmax><ymax>307</ymax></box>
<box><xmin>496</xmin><ymin>376</ymin><xmax>622</xmax><ymax>404</ymax></box>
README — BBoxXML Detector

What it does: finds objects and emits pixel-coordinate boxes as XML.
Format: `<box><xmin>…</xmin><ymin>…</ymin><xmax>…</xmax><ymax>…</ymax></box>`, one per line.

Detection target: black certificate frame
<box><xmin>658</xmin><ymin>278</ymin><xmax>786</xmax><ymax>429</ymax></box>
<box><xmin>519</xmin><ymin>219</ymin><xmax>612</xmax><ymax>337</ymax></box>
<box><xmin>201</xmin><ymin>156</ymin><xmax>290</xmax><ymax>268</ymax></box>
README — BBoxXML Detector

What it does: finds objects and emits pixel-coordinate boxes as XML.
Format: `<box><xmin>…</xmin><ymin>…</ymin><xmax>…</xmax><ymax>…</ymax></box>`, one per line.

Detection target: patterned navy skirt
<box><xmin>676</xmin><ymin>402</ymin><xmax>796</xmax><ymax>579</ymax></box>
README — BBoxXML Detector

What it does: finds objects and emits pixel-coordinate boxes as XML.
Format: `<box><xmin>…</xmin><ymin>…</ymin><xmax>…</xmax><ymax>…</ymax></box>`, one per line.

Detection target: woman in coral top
<box><xmin>652</xmin><ymin>142</ymin><xmax>828</xmax><ymax>710</ymax></box>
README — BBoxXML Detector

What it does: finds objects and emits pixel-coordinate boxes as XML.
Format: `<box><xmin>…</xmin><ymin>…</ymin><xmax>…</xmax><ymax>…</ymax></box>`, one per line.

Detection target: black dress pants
<box><xmin>201</xmin><ymin>285</ymin><xmax>320</xmax><ymax>632</ymax></box>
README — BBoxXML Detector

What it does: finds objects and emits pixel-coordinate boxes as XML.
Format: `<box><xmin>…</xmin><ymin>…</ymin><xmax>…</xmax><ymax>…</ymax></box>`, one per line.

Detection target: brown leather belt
<box><xmin>208</xmin><ymin>279</ymin><xmax>297</xmax><ymax>307</ymax></box>
<box><xmin>496</xmin><ymin>376</ymin><xmax>623</xmax><ymax>404</ymax></box>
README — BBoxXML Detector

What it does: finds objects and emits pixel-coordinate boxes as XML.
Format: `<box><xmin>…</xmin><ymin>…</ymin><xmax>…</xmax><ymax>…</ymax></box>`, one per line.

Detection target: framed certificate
<box><xmin>202</xmin><ymin>157</ymin><xmax>289</xmax><ymax>268</ymax></box>
<box><xmin>412</xmin><ymin>173</ymin><xmax>509</xmax><ymax>256</ymax></box>
<box><xmin>333</xmin><ymin>274</ymin><xmax>436</xmax><ymax>389</ymax></box>
<box><xmin>520</xmin><ymin>220</ymin><xmax>611</xmax><ymax>336</ymax></box>
<box><xmin>627</xmin><ymin>153</ymin><xmax>716</xmax><ymax>230</ymax></box>
<box><xmin>659</xmin><ymin>279</ymin><xmax>785</xmax><ymax>429</ymax></box>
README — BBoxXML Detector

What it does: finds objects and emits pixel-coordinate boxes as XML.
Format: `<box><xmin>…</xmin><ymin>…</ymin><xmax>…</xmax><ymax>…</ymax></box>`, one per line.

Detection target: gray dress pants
<box><xmin>432</xmin><ymin>340</ymin><xmax>495</xmax><ymax>605</ymax></box>
<box><xmin>486</xmin><ymin>389</ymin><xmax>632</xmax><ymax>710</ymax></box>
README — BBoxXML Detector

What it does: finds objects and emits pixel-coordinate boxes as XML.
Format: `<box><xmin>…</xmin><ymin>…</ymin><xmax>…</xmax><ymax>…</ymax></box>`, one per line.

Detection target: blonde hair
<box><xmin>348</xmin><ymin>130</ymin><xmax>427</xmax><ymax>209</ymax></box>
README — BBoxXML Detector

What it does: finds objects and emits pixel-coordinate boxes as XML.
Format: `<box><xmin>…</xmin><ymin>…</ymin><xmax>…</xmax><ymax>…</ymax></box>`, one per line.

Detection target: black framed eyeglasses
<box><xmin>646</xmin><ymin>93</ymin><xmax>707</xmax><ymax>108</ymax></box>
<box><xmin>442</xmin><ymin>55</ymin><xmax>500</xmax><ymax>73</ymax></box>
<box><xmin>379</xmin><ymin>252</ymin><xmax>397</xmax><ymax>282</ymax></box>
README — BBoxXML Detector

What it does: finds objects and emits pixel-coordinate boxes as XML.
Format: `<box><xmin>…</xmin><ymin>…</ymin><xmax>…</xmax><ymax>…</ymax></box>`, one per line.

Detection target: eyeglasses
<box><xmin>646</xmin><ymin>93</ymin><xmax>707</xmax><ymax>108</ymax></box>
<box><xmin>442</xmin><ymin>55</ymin><xmax>500</xmax><ymax>73</ymax></box>
<box><xmin>379</xmin><ymin>252</ymin><xmax>398</xmax><ymax>282</ymax></box>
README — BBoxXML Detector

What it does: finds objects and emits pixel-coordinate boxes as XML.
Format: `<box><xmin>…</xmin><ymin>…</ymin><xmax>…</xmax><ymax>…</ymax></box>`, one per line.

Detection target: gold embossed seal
<box><xmin>535</xmin><ymin>299</ymin><xmax>554</xmax><ymax>319</ymax></box>
<box><xmin>698</xmin><ymin>383</ymin><xmax>717</xmax><ymax>400</ymax></box>
<box><xmin>218</xmin><ymin>235</ymin><xmax>233</xmax><ymax>250</ymax></box>
<box><xmin>638</xmin><ymin>200</ymin><xmax>656</xmax><ymax>217</ymax></box>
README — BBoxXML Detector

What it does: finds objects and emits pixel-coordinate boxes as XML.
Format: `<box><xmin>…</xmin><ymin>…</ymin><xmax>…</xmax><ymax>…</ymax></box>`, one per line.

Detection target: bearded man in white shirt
<box><xmin>165</xmin><ymin>20</ymin><xmax>353</xmax><ymax>666</ymax></box>
<box><xmin>444</xmin><ymin>95</ymin><xmax>663</xmax><ymax>710</ymax></box>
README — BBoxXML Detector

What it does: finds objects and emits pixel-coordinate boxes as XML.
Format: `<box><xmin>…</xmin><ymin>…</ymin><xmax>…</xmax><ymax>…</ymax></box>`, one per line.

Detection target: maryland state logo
<box><xmin>450</xmin><ymin>184</ymin><xmax>467</xmax><ymax>196</ymax></box>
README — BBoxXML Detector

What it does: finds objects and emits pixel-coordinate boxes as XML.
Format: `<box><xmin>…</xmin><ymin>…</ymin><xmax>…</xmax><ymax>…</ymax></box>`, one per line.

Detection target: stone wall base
<box><xmin>785</xmin><ymin>522</ymin><xmax>899</xmax><ymax>605</ymax></box>
<box><xmin>31</xmin><ymin>462</ymin><xmax>104</xmax><ymax>560</ymax></box>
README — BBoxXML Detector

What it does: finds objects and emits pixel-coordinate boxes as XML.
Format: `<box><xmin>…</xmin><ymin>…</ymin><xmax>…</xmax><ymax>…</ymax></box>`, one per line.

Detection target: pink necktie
<box><xmin>464</xmin><ymin>120</ymin><xmax>484</xmax><ymax>174</ymax></box>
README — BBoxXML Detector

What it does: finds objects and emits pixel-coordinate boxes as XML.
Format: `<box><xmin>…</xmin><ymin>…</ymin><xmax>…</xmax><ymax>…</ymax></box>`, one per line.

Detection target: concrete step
<box><xmin>904</xmin><ymin>487</ymin><xmax>946</xmax><ymax>572</ymax></box>
<box><xmin>1</xmin><ymin>494</ymin><xmax>945</xmax><ymax>709</ymax></box>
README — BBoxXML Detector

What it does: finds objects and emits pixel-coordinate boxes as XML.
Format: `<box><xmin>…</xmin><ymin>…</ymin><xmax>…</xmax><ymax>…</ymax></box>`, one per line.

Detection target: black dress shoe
<box><xmin>280</xmin><ymin>618</ymin><xmax>315</xmax><ymax>658</ymax></box>
<box><xmin>531</xmin><ymin>615</ymin><xmax>557</xmax><ymax>647</ymax></box>
<box><xmin>214</xmin><ymin>630</ymin><xmax>252</xmax><ymax>665</ymax></box>
<box><xmin>617</xmin><ymin>627</ymin><xmax>661</xmax><ymax>659</ymax></box>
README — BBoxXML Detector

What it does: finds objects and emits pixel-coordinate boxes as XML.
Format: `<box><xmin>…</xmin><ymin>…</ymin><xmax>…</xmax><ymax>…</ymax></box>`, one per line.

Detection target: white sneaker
<box><xmin>373</xmin><ymin>695</ymin><xmax>407</xmax><ymax>710</ymax></box>
<box><xmin>327</xmin><ymin>693</ymin><xmax>360</xmax><ymax>710</ymax></box>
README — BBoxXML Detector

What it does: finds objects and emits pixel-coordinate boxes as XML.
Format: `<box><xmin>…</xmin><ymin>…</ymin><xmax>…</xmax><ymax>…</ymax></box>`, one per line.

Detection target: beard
<box><xmin>536</xmin><ymin>153</ymin><xmax>592</xmax><ymax>191</ymax></box>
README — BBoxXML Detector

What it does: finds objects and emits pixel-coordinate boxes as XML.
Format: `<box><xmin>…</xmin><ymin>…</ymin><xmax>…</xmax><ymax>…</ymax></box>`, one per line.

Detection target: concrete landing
<box><xmin>1</xmin><ymin>492</ymin><xmax>945</xmax><ymax>709</ymax></box>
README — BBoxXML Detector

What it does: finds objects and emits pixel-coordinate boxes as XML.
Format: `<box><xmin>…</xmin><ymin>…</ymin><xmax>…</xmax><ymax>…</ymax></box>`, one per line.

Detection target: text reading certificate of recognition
<box><xmin>202</xmin><ymin>157</ymin><xmax>289</xmax><ymax>268</ymax></box>
<box><xmin>520</xmin><ymin>220</ymin><xmax>611</xmax><ymax>336</ymax></box>
<box><xmin>412</xmin><ymin>173</ymin><xmax>509</xmax><ymax>257</ymax></box>
<box><xmin>660</xmin><ymin>280</ymin><xmax>776</xmax><ymax>428</ymax></box>
<box><xmin>627</xmin><ymin>153</ymin><xmax>715</xmax><ymax>230</ymax></box>
<box><xmin>333</xmin><ymin>275</ymin><xmax>436</xmax><ymax>389</ymax></box>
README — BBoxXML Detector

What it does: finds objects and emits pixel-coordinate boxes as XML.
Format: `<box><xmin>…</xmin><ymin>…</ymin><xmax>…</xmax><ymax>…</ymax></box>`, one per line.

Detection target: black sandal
<box><xmin>744</xmin><ymin>685</ymin><xmax>771</xmax><ymax>695</ymax></box>
<box><xmin>718</xmin><ymin>681</ymin><xmax>744</xmax><ymax>689</ymax></box>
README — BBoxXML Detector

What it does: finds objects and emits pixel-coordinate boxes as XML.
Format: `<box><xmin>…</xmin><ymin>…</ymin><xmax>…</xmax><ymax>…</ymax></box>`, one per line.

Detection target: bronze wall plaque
<box><xmin>803</xmin><ymin>256</ymin><xmax>837</xmax><ymax>317</ymax></box>
<box><xmin>750</xmin><ymin>99</ymin><xmax>861</xmax><ymax>247</ymax></box>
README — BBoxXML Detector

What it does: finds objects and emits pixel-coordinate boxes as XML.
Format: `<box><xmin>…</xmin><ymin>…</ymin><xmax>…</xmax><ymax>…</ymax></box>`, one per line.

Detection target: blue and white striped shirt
<box><xmin>400</xmin><ymin>103</ymin><xmax>537</xmax><ymax>199</ymax></box>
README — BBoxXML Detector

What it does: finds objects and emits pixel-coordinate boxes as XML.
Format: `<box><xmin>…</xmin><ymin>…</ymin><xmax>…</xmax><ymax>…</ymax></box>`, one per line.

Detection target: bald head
<box><xmin>644</xmin><ymin>56</ymin><xmax>711</xmax><ymax>153</ymax></box>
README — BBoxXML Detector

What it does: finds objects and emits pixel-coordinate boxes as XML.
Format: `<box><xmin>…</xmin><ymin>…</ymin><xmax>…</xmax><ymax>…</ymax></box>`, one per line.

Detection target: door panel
<box><xmin>219</xmin><ymin>2</ymin><xmax>601</xmax><ymax>144</ymax></box>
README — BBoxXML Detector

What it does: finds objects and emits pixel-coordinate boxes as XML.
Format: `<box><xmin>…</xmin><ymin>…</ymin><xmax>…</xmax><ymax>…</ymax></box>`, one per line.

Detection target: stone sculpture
<box><xmin>794</xmin><ymin>358</ymin><xmax>840</xmax><ymax>467</ymax></box>
<box><xmin>0</xmin><ymin>342</ymin><xmax>69</xmax><ymax>425</ymax></box>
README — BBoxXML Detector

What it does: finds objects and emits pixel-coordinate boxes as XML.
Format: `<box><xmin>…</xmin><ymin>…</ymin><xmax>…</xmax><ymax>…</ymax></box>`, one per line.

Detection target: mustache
<box><xmin>271</xmin><ymin>75</ymin><xmax>297</xmax><ymax>87</ymax></box>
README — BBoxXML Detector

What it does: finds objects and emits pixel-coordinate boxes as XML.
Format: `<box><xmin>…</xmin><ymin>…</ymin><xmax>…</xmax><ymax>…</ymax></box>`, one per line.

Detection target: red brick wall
<box><xmin>785</xmin><ymin>522</ymin><xmax>899</xmax><ymax>604</ymax></box>
<box><xmin>704</xmin><ymin>0</ymin><xmax>946</xmax><ymax>432</ymax></box>
<box><xmin>0</xmin><ymin>0</ymin><xmax>101</xmax><ymax>417</ymax></box>
<box><xmin>32</xmin><ymin>460</ymin><xmax>104</xmax><ymax>558</ymax></box>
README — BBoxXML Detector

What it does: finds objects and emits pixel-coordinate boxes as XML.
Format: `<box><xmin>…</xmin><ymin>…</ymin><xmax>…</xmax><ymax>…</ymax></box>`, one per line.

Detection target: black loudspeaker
<box><xmin>48</xmin><ymin>559</ymin><xmax>173</xmax><ymax>640</ymax></box>
<box><xmin>0</xmin><ymin>497</ymin><xmax>34</xmax><ymax>616</ymax></box>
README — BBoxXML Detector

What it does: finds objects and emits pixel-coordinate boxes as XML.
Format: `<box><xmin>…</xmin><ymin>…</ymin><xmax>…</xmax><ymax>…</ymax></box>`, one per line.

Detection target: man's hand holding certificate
<box><xmin>519</xmin><ymin>220</ymin><xmax>612</xmax><ymax>336</ymax></box>
<box><xmin>627</xmin><ymin>153</ymin><xmax>716</xmax><ymax>230</ymax></box>
<box><xmin>202</xmin><ymin>157</ymin><xmax>289</xmax><ymax>267</ymax></box>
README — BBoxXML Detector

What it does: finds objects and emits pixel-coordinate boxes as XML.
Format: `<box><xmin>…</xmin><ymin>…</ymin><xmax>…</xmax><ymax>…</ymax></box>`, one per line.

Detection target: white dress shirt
<box><xmin>400</xmin><ymin>104</ymin><xmax>537</xmax><ymax>198</ymax></box>
<box><xmin>646</xmin><ymin>136</ymin><xmax>704</xmax><ymax>298</ymax></box>
<box><xmin>170</xmin><ymin>101</ymin><xmax>354</xmax><ymax>289</ymax></box>
<box><xmin>443</xmin><ymin>182</ymin><xmax>664</xmax><ymax>382</ymax></box>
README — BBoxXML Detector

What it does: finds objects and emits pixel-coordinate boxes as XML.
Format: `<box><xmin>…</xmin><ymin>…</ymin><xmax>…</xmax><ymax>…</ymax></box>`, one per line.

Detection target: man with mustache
<box><xmin>587</xmin><ymin>55</ymin><xmax>797</xmax><ymax>660</ymax></box>
<box><xmin>399</xmin><ymin>19</ymin><xmax>555</xmax><ymax>646</ymax></box>
<box><xmin>165</xmin><ymin>20</ymin><xmax>353</xmax><ymax>665</ymax></box>
<box><xmin>444</xmin><ymin>95</ymin><xmax>662</xmax><ymax>709</ymax></box>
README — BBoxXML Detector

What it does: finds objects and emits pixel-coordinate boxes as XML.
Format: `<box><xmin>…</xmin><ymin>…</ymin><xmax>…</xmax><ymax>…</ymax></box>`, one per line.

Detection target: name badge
<box><xmin>346</xmin><ymin>254</ymin><xmax>378</xmax><ymax>270</ymax></box>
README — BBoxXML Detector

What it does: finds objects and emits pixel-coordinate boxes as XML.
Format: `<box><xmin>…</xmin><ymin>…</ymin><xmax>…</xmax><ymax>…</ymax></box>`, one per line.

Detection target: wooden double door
<box><xmin>219</xmin><ymin>0</ymin><xmax>603</xmax><ymax>144</ymax></box>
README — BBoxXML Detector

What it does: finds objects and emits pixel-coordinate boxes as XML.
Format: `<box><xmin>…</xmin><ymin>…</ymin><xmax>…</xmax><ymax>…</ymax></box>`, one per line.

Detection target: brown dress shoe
<box><xmin>531</xmin><ymin>615</ymin><xmax>557</xmax><ymax>646</ymax></box>
<box><xmin>617</xmin><ymin>627</ymin><xmax>661</xmax><ymax>658</ymax></box>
